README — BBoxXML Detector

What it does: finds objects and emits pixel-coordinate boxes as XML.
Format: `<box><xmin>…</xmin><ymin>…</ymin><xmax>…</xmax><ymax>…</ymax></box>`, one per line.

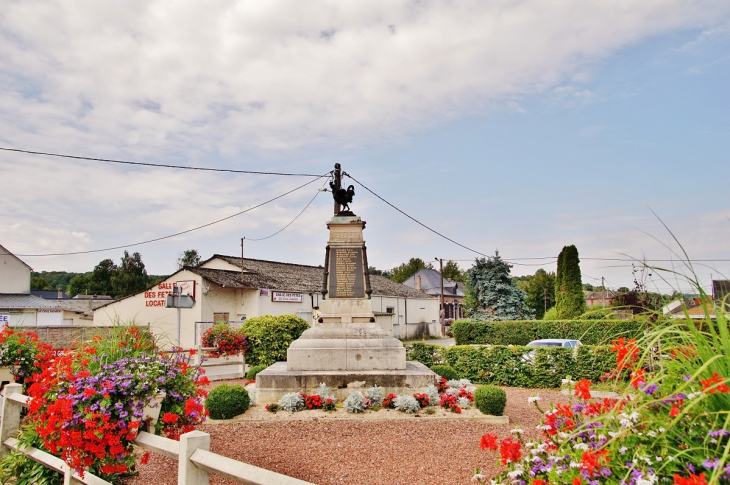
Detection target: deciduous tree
<box><xmin>391</xmin><ymin>258</ymin><xmax>432</xmax><ymax>283</ymax></box>
<box><xmin>442</xmin><ymin>260</ymin><xmax>464</xmax><ymax>282</ymax></box>
<box><xmin>177</xmin><ymin>249</ymin><xmax>202</xmax><ymax>269</ymax></box>
<box><xmin>111</xmin><ymin>251</ymin><xmax>148</xmax><ymax>298</ymax></box>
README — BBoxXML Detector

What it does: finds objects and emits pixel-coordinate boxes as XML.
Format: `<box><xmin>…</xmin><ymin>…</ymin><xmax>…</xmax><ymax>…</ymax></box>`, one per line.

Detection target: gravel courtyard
<box><xmin>123</xmin><ymin>386</ymin><xmax>570</xmax><ymax>485</ymax></box>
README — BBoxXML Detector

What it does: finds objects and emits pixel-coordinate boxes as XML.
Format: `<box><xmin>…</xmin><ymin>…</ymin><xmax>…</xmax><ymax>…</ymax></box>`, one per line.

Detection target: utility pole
<box><xmin>436</xmin><ymin>257</ymin><xmax>444</xmax><ymax>336</ymax></box>
<box><xmin>544</xmin><ymin>287</ymin><xmax>547</xmax><ymax>314</ymax></box>
<box><xmin>602</xmin><ymin>276</ymin><xmax>605</xmax><ymax>306</ymax></box>
<box><xmin>333</xmin><ymin>163</ymin><xmax>341</xmax><ymax>215</ymax></box>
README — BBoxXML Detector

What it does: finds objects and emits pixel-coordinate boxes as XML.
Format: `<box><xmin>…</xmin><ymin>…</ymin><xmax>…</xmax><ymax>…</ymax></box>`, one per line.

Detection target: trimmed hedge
<box><xmin>430</xmin><ymin>365</ymin><xmax>458</xmax><ymax>380</ymax></box>
<box><xmin>240</xmin><ymin>314</ymin><xmax>310</xmax><ymax>366</ymax></box>
<box><xmin>407</xmin><ymin>342</ymin><xmax>620</xmax><ymax>388</ymax></box>
<box><xmin>245</xmin><ymin>364</ymin><xmax>268</xmax><ymax>380</ymax></box>
<box><xmin>451</xmin><ymin>319</ymin><xmax>645</xmax><ymax>346</ymax></box>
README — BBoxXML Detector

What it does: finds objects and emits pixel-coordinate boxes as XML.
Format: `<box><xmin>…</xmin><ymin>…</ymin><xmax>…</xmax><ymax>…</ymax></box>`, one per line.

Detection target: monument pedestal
<box><xmin>256</xmin><ymin>210</ymin><xmax>436</xmax><ymax>402</ymax></box>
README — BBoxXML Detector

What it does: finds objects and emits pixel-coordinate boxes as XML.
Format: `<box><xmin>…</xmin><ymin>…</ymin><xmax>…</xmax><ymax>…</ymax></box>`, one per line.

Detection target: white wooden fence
<box><xmin>0</xmin><ymin>383</ymin><xmax>312</xmax><ymax>485</ymax></box>
<box><xmin>162</xmin><ymin>347</ymin><xmax>246</xmax><ymax>381</ymax></box>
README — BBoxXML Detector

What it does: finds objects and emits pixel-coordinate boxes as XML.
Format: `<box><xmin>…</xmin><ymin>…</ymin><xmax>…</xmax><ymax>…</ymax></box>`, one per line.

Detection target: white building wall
<box><xmin>93</xmin><ymin>270</ymin><xmax>204</xmax><ymax>349</ymax></box>
<box><xmin>0</xmin><ymin>246</ymin><xmax>31</xmax><ymax>294</ymax></box>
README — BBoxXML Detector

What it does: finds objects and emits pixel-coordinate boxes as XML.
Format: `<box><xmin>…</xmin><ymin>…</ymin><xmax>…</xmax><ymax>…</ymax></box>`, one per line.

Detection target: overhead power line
<box><xmin>17</xmin><ymin>175</ymin><xmax>329</xmax><ymax>257</ymax></box>
<box><xmin>0</xmin><ymin>146</ymin><xmax>326</xmax><ymax>177</ymax></box>
<box><xmin>344</xmin><ymin>172</ymin><xmax>490</xmax><ymax>258</ymax></box>
<box><xmin>246</xmin><ymin>183</ymin><xmax>327</xmax><ymax>241</ymax></box>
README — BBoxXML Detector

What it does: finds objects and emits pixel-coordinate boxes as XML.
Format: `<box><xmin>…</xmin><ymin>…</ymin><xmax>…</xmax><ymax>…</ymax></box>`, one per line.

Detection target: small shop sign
<box><xmin>271</xmin><ymin>291</ymin><xmax>302</xmax><ymax>303</ymax></box>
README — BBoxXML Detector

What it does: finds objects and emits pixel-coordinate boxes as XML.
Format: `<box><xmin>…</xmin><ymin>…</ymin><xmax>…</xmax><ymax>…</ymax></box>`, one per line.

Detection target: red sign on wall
<box><xmin>144</xmin><ymin>280</ymin><xmax>196</xmax><ymax>307</ymax></box>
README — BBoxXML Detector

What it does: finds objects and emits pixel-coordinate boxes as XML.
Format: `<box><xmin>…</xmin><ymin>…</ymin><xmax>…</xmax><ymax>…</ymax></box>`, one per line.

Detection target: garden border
<box><xmin>0</xmin><ymin>383</ymin><xmax>312</xmax><ymax>485</ymax></box>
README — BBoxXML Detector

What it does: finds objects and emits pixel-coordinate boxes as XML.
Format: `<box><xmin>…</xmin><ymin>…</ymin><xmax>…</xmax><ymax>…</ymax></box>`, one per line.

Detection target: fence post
<box><xmin>178</xmin><ymin>430</ymin><xmax>210</xmax><ymax>485</ymax></box>
<box><xmin>0</xmin><ymin>383</ymin><xmax>23</xmax><ymax>458</ymax></box>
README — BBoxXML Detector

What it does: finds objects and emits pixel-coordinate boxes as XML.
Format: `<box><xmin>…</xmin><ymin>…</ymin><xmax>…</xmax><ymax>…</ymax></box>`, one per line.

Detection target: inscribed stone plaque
<box><xmin>328</xmin><ymin>248</ymin><xmax>365</xmax><ymax>298</ymax></box>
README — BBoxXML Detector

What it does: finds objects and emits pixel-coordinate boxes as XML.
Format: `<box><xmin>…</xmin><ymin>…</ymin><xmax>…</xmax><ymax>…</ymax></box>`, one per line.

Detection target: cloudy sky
<box><xmin>1</xmin><ymin>0</ymin><xmax>729</xmax><ymax>294</ymax></box>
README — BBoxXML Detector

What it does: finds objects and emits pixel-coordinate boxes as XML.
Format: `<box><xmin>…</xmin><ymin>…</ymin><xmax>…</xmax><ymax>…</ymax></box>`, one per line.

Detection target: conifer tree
<box><xmin>554</xmin><ymin>245</ymin><xmax>586</xmax><ymax>319</ymax></box>
<box><xmin>464</xmin><ymin>251</ymin><xmax>535</xmax><ymax>321</ymax></box>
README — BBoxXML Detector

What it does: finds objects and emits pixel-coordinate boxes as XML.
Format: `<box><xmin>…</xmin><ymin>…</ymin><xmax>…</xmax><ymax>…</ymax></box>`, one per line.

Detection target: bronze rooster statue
<box><xmin>330</xmin><ymin>182</ymin><xmax>355</xmax><ymax>213</ymax></box>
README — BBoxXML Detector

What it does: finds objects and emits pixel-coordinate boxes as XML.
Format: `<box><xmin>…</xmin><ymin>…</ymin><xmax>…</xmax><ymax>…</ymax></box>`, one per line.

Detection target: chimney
<box><xmin>415</xmin><ymin>275</ymin><xmax>422</xmax><ymax>291</ymax></box>
<box><xmin>57</xmin><ymin>288</ymin><xmax>63</xmax><ymax>299</ymax></box>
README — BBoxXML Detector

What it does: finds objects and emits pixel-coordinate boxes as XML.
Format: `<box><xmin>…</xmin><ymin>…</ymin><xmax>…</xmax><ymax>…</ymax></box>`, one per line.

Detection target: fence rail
<box><xmin>161</xmin><ymin>346</ymin><xmax>246</xmax><ymax>380</ymax></box>
<box><xmin>0</xmin><ymin>383</ymin><xmax>311</xmax><ymax>485</ymax></box>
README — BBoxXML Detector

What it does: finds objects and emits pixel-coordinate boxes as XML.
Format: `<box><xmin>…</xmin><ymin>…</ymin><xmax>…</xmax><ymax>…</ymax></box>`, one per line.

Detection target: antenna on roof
<box><xmin>241</xmin><ymin>237</ymin><xmax>245</xmax><ymax>282</ymax></box>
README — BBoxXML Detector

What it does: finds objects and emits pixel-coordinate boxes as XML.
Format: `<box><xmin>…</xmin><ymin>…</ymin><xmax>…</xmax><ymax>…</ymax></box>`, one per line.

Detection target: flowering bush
<box><xmin>413</xmin><ymin>392</ymin><xmax>430</xmax><ymax>408</ymax></box>
<box><xmin>303</xmin><ymin>393</ymin><xmax>323</xmax><ymax>410</ymax></box>
<box><xmin>265</xmin><ymin>403</ymin><xmax>279</xmax><ymax>413</ymax></box>
<box><xmin>440</xmin><ymin>393</ymin><xmax>462</xmax><ymax>413</ymax></box>
<box><xmin>322</xmin><ymin>398</ymin><xmax>336</xmax><ymax>411</ymax></box>
<box><xmin>202</xmin><ymin>324</ymin><xmax>247</xmax><ymax>358</ymax></box>
<box><xmin>0</xmin><ymin>325</ymin><xmax>208</xmax><ymax>483</ymax></box>
<box><xmin>0</xmin><ymin>325</ymin><xmax>53</xmax><ymax>385</ymax></box>
<box><xmin>382</xmin><ymin>393</ymin><xmax>397</xmax><ymax>409</ymax></box>
<box><xmin>475</xmin><ymin>292</ymin><xmax>730</xmax><ymax>485</ymax></box>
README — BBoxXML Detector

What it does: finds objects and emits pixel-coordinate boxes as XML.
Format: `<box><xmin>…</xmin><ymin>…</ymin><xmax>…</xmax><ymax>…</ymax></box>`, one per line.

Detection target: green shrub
<box><xmin>245</xmin><ymin>364</ymin><xmax>268</xmax><ymax>380</ymax></box>
<box><xmin>542</xmin><ymin>307</ymin><xmax>558</xmax><ymax>321</ymax></box>
<box><xmin>441</xmin><ymin>344</ymin><xmax>618</xmax><ymax>388</ymax></box>
<box><xmin>407</xmin><ymin>342</ymin><xmax>444</xmax><ymax>366</ymax></box>
<box><xmin>430</xmin><ymin>364</ymin><xmax>458</xmax><ymax>380</ymax></box>
<box><xmin>205</xmin><ymin>384</ymin><xmax>250</xmax><ymax>420</ymax></box>
<box><xmin>240</xmin><ymin>314</ymin><xmax>310</xmax><ymax>366</ymax></box>
<box><xmin>474</xmin><ymin>385</ymin><xmax>507</xmax><ymax>416</ymax></box>
<box><xmin>451</xmin><ymin>319</ymin><xmax>645</xmax><ymax>346</ymax></box>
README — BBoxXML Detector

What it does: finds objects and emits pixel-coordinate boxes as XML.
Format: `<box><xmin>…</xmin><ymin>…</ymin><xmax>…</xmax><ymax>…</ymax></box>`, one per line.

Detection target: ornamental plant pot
<box><xmin>0</xmin><ymin>366</ymin><xmax>14</xmax><ymax>389</ymax></box>
<box><xmin>140</xmin><ymin>391</ymin><xmax>166</xmax><ymax>432</ymax></box>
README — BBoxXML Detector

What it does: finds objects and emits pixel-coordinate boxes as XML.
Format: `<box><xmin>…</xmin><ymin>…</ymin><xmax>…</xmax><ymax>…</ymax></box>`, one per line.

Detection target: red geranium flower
<box><xmin>574</xmin><ymin>379</ymin><xmax>592</xmax><ymax>400</ymax></box>
<box><xmin>480</xmin><ymin>433</ymin><xmax>499</xmax><ymax>451</ymax></box>
<box><xmin>674</xmin><ymin>473</ymin><xmax>708</xmax><ymax>485</ymax></box>
<box><xmin>499</xmin><ymin>437</ymin><xmax>521</xmax><ymax>465</ymax></box>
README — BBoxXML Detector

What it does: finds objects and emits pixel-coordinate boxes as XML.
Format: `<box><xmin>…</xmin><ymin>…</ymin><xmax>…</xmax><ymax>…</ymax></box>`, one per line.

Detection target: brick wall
<box><xmin>30</xmin><ymin>326</ymin><xmax>118</xmax><ymax>349</ymax></box>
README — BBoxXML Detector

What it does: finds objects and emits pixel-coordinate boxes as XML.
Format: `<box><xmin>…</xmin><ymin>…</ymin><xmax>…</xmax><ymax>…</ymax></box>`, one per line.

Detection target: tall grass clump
<box><xmin>475</xmin><ymin>240</ymin><xmax>730</xmax><ymax>484</ymax></box>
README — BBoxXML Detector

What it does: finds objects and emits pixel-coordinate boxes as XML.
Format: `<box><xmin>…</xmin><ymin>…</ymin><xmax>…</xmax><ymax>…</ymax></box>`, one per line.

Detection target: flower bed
<box><xmin>475</xmin><ymin>308</ymin><xmax>730</xmax><ymax>485</ymax></box>
<box><xmin>0</xmin><ymin>325</ymin><xmax>209</xmax><ymax>484</ymax></box>
<box><xmin>201</xmin><ymin>323</ymin><xmax>247</xmax><ymax>358</ymax></box>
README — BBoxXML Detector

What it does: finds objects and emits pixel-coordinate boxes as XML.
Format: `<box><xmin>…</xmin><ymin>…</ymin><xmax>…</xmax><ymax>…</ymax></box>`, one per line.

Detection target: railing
<box><xmin>0</xmin><ymin>383</ymin><xmax>312</xmax><ymax>485</ymax></box>
<box><xmin>161</xmin><ymin>347</ymin><xmax>246</xmax><ymax>381</ymax></box>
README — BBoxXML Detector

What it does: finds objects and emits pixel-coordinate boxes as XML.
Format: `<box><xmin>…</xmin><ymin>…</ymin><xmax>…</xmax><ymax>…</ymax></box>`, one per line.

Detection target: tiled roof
<box><xmin>402</xmin><ymin>268</ymin><xmax>465</xmax><ymax>297</ymax></box>
<box><xmin>0</xmin><ymin>294</ymin><xmax>61</xmax><ymax>309</ymax></box>
<box><xmin>202</xmin><ymin>256</ymin><xmax>435</xmax><ymax>299</ymax></box>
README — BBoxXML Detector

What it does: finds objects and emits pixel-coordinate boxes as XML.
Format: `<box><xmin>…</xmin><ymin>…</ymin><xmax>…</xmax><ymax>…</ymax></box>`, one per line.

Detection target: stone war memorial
<box><xmin>256</xmin><ymin>164</ymin><xmax>437</xmax><ymax>402</ymax></box>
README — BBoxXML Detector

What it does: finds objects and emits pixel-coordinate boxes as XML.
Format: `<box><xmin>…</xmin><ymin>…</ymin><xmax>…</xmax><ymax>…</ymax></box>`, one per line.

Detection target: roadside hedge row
<box><xmin>451</xmin><ymin>319</ymin><xmax>645</xmax><ymax>346</ymax></box>
<box><xmin>407</xmin><ymin>343</ymin><xmax>618</xmax><ymax>388</ymax></box>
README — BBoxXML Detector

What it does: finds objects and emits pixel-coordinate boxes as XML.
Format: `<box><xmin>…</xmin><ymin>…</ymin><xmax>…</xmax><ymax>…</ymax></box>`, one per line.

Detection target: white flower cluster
<box><xmin>278</xmin><ymin>392</ymin><xmax>304</xmax><ymax>412</ymax></box>
<box><xmin>344</xmin><ymin>391</ymin><xmax>368</xmax><ymax>413</ymax></box>
<box><xmin>425</xmin><ymin>384</ymin><xmax>440</xmax><ymax>406</ymax></box>
<box><xmin>393</xmin><ymin>395</ymin><xmax>421</xmax><ymax>413</ymax></box>
<box><xmin>316</xmin><ymin>383</ymin><xmax>336</xmax><ymax>401</ymax></box>
<box><xmin>364</xmin><ymin>385</ymin><xmax>384</xmax><ymax>406</ymax></box>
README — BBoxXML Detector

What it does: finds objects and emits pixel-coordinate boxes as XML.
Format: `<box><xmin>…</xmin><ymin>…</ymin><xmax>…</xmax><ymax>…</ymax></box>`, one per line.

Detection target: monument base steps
<box><xmin>255</xmin><ymin>361</ymin><xmax>437</xmax><ymax>403</ymax></box>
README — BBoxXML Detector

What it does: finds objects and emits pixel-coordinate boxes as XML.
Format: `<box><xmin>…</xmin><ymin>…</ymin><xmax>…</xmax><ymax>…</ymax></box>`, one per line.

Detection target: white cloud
<box><xmin>1</xmin><ymin>0</ymin><xmax>729</xmax><ymax>153</ymax></box>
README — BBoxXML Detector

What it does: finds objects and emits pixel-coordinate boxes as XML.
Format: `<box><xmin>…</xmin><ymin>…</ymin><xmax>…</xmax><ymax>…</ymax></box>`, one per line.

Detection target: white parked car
<box><xmin>523</xmin><ymin>339</ymin><xmax>582</xmax><ymax>364</ymax></box>
<box><xmin>526</xmin><ymin>339</ymin><xmax>582</xmax><ymax>348</ymax></box>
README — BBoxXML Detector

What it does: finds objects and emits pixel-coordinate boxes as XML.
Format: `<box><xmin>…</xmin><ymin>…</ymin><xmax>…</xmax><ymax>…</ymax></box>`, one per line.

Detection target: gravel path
<box><xmin>123</xmin><ymin>386</ymin><xmax>570</xmax><ymax>485</ymax></box>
